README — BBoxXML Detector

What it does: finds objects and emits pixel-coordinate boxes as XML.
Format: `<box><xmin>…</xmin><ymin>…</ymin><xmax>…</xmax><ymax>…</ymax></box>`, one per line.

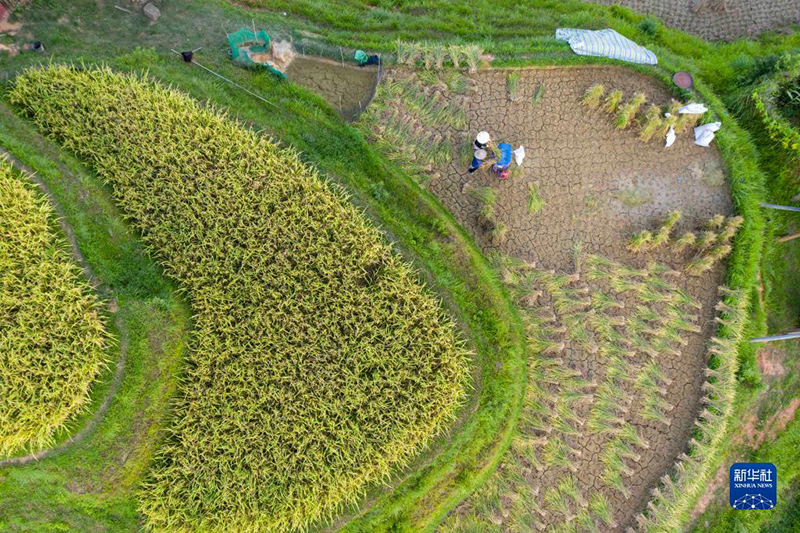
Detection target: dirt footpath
<box><xmin>585</xmin><ymin>0</ymin><xmax>800</xmax><ymax>41</ymax></box>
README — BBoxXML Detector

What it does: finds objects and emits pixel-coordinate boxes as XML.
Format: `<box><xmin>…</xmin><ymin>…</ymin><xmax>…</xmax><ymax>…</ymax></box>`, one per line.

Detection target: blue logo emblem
<box><xmin>730</xmin><ymin>462</ymin><xmax>777</xmax><ymax>510</ymax></box>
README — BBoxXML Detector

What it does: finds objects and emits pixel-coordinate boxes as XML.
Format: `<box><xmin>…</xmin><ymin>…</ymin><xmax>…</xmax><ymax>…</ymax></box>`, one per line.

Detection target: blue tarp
<box><xmin>555</xmin><ymin>28</ymin><xmax>658</xmax><ymax>65</ymax></box>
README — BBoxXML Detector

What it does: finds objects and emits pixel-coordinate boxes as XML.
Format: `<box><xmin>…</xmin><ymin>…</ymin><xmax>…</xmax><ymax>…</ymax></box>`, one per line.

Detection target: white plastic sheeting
<box><xmin>555</xmin><ymin>28</ymin><xmax>658</xmax><ymax>65</ymax></box>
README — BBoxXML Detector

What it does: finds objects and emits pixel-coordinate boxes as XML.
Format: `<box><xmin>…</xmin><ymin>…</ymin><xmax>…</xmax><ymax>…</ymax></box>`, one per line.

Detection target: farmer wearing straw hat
<box><xmin>468</xmin><ymin>149</ymin><xmax>488</xmax><ymax>174</ymax></box>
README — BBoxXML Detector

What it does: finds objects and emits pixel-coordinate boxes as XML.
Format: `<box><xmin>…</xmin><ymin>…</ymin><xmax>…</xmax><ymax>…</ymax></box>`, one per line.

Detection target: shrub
<box><xmin>10</xmin><ymin>65</ymin><xmax>470</xmax><ymax>532</ymax></box>
<box><xmin>638</xmin><ymin>17</ymin><xmax>659</xmax><ymax>36</ymax></box>
<box><xmin>582</xmin><ymin>84</ymin><xmax>605</xmax><ymax>109</ymax></box>
<box><xmin>0</xmin><ymin>160</ymin><xmax>110</xmax><ymax>458</ymax></box>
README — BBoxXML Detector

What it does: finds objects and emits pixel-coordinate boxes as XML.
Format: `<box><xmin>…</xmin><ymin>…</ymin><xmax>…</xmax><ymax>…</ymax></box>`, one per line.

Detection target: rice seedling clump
<box><xmin>0</xmin><ymin>159</ymin><xmax>110</xmax><ymax>457</ymax></box>
<box><xmin>10</xmin><ymin>65</ymin><xmax>470</xmax><ymax>532</ymax></box>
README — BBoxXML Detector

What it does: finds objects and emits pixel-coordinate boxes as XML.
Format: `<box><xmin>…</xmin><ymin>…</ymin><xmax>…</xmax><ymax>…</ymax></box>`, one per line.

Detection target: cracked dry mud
<box><xmin>405</xmin><ymin>66</ymin><xmax>733</xmax><ymax>531</ymax></box>
<box><xmin>286</xmin><ymin>56</ymin><xmax>378</xmax><ymax>121</ymax></box>
<box><xmin>584</xmin><ymin>0</ymin><xmax>800</xmax><ymax>41</ymax></box>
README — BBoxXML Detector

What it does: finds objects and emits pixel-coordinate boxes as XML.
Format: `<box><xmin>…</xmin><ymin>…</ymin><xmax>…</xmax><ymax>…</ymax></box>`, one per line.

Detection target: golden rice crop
<box><xmin>0</xmin><ymin>159</ymin><xmax>109</xmax><ymax>458</ymax></box>
<box><xmin>10</xmin><ymin>65</ymin><xmax>469</xmax><ymax>532</ymax></box>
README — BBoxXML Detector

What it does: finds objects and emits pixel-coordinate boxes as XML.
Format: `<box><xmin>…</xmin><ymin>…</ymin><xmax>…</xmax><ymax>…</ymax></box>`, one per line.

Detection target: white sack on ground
<box><xmin>679</xmin><ymin>103</ymin><xmax>708</xmax><ymax>114</ymax></box>
<box><xmin>665</xmin><ymin>125</ymin><xmax>676</xmax><ymax>148</ymax></box>
<box><xmin>694</xmin><ymin>122</ymin><xmax>721</xmax><ymax>147</ymax></box>
<box><xmin>514</xmin><ymin>146</ymin><xmax>526</xmax><ymax>166</ymax></box>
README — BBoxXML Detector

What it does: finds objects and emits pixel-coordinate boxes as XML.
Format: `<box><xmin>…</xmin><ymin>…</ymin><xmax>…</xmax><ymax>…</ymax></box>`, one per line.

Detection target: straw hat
<box><xmin>476</xmin><ymin>131</ymin><xmax>491</xmax><ymax>144</ymax></box>
<box><xmin>474</xmin><ymin>149</ymin><xmax>487</xmax><ymax>160</ymax></box>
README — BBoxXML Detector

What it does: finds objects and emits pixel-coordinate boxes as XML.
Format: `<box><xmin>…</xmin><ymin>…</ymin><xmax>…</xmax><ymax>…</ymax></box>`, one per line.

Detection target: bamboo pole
<box><xmin>750</xmin><ymin>331</ymin><xmax>800</xmax><ymax>343</ymax></box>
<box><xmin>760</xmin><ymin>203</ymin><xmax>800</xmax><ymax>212</ymax></box>
<box><xmin>777</xmin><ymin>232</ymin><xmax>800</xmax><ymax>243</ymax></box>
<box><xmin>170</xmin><ymin>50</ymin><xmax>277</xmax><ymax>108</ymax></box>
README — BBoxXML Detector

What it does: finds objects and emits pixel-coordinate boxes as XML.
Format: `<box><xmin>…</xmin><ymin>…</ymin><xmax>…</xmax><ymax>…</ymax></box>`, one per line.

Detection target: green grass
<box><xmin>12</xmin><ymin>64</ymin><xmax>472</xmax><ymax>532</ymax></box>
<box><xmin>0</xmin><ymin>160</ymin><xmax>110</xmax><ymax>458</ymax></box>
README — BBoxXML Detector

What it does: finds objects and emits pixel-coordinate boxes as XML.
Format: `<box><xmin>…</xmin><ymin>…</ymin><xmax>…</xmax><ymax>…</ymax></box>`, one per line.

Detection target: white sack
<box><xmin>694</xmin><ymin>122</ymin><xmax>721</xmax><ymax>147</ymax></box>
<box><xmin>665</xmin><ymin>125</ymin><xmax>676</xmax><ymax>148</ymax></box>
<box><xmin>514</xmin><ymin>146</ymin><xmax>526</xmax><ymax>166</ymax></box>
<box><xmin>679</xmin><ymin>103</ymin><xmax>708</xmax><ymax>115</ymax></box>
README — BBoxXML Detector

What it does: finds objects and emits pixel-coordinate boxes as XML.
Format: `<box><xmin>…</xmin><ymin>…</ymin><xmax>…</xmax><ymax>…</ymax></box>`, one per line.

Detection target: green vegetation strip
<box><xmin>0</xmin><ymin>158</ymin><xmax>110</xmax><ymax>458</ymax></box>
<box><xmin>10</xmin><ymin>65</ymin><xmax>471</xmax><ymax>532</ymax></box>
<box><xmin>751</xmin><ymin>53</ymin><xmax>800</xmax><ymax>159</ymax></box>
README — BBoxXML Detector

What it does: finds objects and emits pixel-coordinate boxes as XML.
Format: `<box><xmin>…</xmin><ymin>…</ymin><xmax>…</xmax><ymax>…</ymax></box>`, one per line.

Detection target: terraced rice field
<box><xmin>9</xmin><ymin>65</ymin><xmax>470</xmax><ymax>532</ymax></box>
<box><xmin>0</xmin><ymin>158</ymin><xmax>110</xmax><ymax>458</ymax></box>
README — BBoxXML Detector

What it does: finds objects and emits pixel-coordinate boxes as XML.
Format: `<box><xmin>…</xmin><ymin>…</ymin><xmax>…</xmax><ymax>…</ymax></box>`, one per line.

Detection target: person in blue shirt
<box><xmin>468</xmin><ymin>149</ymin><xmax>487</xmax><ymax>174</ymax></box>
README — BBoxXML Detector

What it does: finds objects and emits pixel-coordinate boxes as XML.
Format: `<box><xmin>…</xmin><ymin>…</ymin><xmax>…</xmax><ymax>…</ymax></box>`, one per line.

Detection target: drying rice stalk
<box><xmin>627</xmin><ymin>230</ymin><xmax>652</xmax><ymax>253</ymax></box>
<box><xmin>447</xmin><ymin>43</ymin><xmax>462</xmax><ymax>68</ymax></box>
<box><xmin>615</xmin><ymin>92</ymin><xmax>647</xmax><ymax>130</ymax></box>
<box><xmin>639</xmin><ymin>104</ymin><xmax>664</xmax><ymax>142</ymax></box>
<box><xmin>603</xmin><ymin>90</ymin><xmax>624</xmax><ymax>114</ymax></box>
<box><xmin>463</xmin><ymin>44</ymin><xmax>482</xmax><ymax>73</ymax></box>
<box><xmin>582</xmin><ymin>84</ymin><xmax>606</xmax><ymax>109</ymax></box>
<box><xmin>528</xmin><ymin>182</ymin><xmax>545</xmax><ymax>214</ymax></box>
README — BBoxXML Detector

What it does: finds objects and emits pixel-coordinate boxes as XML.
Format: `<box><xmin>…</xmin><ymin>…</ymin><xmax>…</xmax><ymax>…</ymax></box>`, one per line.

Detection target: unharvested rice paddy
<box><xmin>9</xmin><ymin>65</ymin><xmax>470</xmax><ymax>532</ymax></box>
<box><xmin>0</xmin><ymin>159</ymin><xmax>109</xmax><ymax>458</ymax></box>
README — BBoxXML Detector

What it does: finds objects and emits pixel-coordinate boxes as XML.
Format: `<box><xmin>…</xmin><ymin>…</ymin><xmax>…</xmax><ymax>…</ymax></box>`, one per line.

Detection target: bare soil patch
<box><xmin>366</xmin><ymin>66</ymin><xmax>731</xmax><ymax>531</ymax></box>
<box><xmin>286</xmin><ymin>56</ymin><xmax>378</xmax><ymax>121</ymax></box>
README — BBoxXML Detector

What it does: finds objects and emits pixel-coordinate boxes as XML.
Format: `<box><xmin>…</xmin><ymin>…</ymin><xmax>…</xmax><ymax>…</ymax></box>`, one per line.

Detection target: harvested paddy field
<box><xmin>286</xmin><ymin>56</ymin><xmax>378</xmax><ymax>121</ymax></box>
<box><xmin>362</xmin><ymin>65</ymin><xmax>735</xmax><ymax>531</ymax></box>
